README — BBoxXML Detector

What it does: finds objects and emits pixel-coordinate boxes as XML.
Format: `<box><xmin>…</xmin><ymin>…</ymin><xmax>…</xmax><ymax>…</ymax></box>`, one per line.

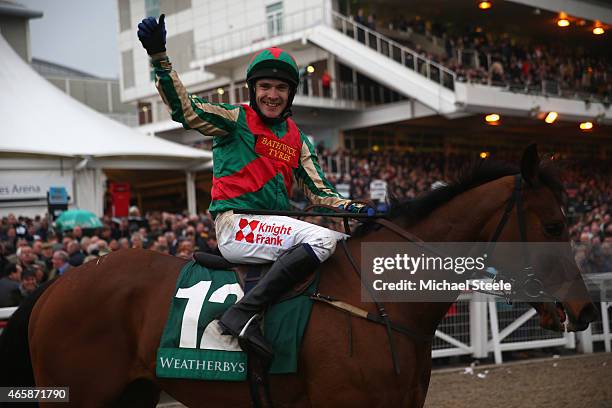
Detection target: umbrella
<box><xmin>54</xmin><ymin>209</ymin><xmax>103</xmax><ymax>232</ymax></box>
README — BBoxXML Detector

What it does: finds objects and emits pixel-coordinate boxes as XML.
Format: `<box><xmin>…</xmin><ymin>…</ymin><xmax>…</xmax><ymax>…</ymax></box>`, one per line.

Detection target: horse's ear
<box><xmin>520</xmin><ymin>143</ymin><xmax>540</xmax><ymax>186</ymax></box>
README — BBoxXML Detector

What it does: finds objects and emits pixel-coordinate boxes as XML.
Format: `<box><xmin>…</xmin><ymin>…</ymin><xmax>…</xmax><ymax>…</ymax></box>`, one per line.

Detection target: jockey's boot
<box><xmin>218</xmin><ymin>243</ymin><xmax>320</xmax><ymax>359</ymax></box>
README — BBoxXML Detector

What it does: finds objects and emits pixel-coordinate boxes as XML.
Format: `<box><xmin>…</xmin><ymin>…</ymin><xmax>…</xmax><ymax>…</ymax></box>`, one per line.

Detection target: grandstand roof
<box><xmin>0</xmin><ymin>0</ymin><xmax>42</xmax><ymax>19</ymax></box>
<box><xmin>31</xmin><ymin>58</ymin><xmax>101</xmax><ymax>80</ymax></box>
<box><xmin>0</xmin><ymin>34</ymin><xmax>211</xmax><ymax>161</ymax></box>
<box><xmin>377</xmin><ymin>0</ymin><xmax>612</xmax><ymax>48</ymax></box>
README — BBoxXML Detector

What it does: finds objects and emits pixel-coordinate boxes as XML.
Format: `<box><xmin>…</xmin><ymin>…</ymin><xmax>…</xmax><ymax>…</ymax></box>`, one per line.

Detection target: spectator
<box><xmin>176</xmin><ymin>240</ymin><xmax>194</xmax><ymax>259</ymax></box>
<box><xmin>206</xmin><ymin>232</ymin><xmax>220</xmax><ymax>256</ymax></box>
<box><xmin>367</xmin><ymin>13</ymin><xmax>376</xmax><ymax>31</ymax></box>
<box><xmin>108</xmin><ymin>239</ymin><xmax>120</xmax><ymax>251</ymax></box>
<box><xmin>195</xmin><ymin>222</ymin><xmax>210</xmax><ymax>252</ymax></box>
<box><xmin>131</xmin><ymin>233</ymin><xmax>144</xmax><ymax>249</ymax></box>
<box><xmin>0</xmin><ymin>263</ymin><xmax>22</xmax><ymax>307</ymax></box>
<box><xmin>321</xmin><ymin>70</ymin><xmax>332</xmax><ymax>97</ymax></box>
<box><xmin>30</xmin><ymin>263</ymin><xmax>47</xmax><ymax>284</ymax></box>
<box><xmin>354</xmin><ymin>8</ymin><xmax>366</xmax><ymax>26</ymax></box>
<box><xmin>49</xmin><ymin>250</ymin><xmax>70</xmax><ymax>279</ymax></box>
<box><xmin>118</xmin><ymin>238</ymin><xmax>130</xmax><ymax>250</ymax></box>
<box><xmin>38</xmin><ymin>242</ymin><xmax>53</xmax><ymax>271</ymax></box>
<box><xmin>67</xmin><ymin>241</ymin><xmax>86</xmax><ymax>266</ymax></box>
<box><xmin>165</xmin><ymin>231</ymin><xmax>178</xmax><ymax>255</ymax></box>
<box><xmin>71</xmin><ymin>226</ymin><xmax>84</xmax><ymax>242</ymax></box>
<box><xmin>15</xmin><ymin>246</ymin><xmax>40</xmax><ymax>270</ymax></box>
<box><xmin>9</xmin><ymin>268</ymin><xmax>38</xmax><ymax>306</ymax></box>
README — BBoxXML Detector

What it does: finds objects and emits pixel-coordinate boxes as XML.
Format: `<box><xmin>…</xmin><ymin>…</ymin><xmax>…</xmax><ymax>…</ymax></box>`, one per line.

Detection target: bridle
<box><xmin>482</xmin><ymin>174</ymin><xmax>557</xmax><ymax>302</ymax></box>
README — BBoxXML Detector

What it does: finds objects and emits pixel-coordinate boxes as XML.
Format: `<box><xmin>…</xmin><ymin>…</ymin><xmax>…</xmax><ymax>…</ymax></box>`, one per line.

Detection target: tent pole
<box><xmin>186</xmin><ymin>171</ymin><xmax>197</xmax><ymax>216</ymax></box>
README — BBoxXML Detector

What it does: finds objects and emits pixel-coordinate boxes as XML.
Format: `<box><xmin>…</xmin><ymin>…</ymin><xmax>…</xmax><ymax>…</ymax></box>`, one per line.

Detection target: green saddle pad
<box><xmin>156</xmin><ymin>260</ymin><xmax>318</xmax><ymax>381</ymax></box>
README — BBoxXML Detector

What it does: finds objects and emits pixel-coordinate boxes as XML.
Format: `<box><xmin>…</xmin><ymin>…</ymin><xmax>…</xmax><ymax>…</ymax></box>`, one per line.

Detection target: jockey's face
<box><xmin>255</xmin><ymin>79</ymin><xmax>289</xmax><ymax>119</ymax></box>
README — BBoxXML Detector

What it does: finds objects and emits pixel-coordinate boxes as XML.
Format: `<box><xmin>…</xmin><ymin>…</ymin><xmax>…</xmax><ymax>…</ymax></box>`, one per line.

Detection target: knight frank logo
<box><xmin>235</xmin><ymin>218</ymin><xmax>259</xmax><ymax>243</ymax></box>
<box><xmin>235</xmin><ymin>218</ymin><xmax>293</xmax><ymax>246</ymax></box>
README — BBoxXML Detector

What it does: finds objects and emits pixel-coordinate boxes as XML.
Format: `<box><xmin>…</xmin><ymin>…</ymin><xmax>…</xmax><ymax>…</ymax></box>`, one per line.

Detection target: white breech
<box><xmin>215</xmin><ymin>210</ymin><xmax>348</xmax><ymax>263</ymax></box>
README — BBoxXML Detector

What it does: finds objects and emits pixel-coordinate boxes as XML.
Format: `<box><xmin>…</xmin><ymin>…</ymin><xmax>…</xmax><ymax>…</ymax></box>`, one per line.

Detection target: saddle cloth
<box><xmin>156</xmin><ymin>259</ymin><xmax>318</xmax><ymax>381</ymax></box>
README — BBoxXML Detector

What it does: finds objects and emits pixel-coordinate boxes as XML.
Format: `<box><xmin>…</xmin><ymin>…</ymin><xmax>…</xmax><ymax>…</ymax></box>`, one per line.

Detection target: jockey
<box><xmin>138</xmin><ymin>15</ymin><xmax>374</xmax><ymax>358</ymax></box>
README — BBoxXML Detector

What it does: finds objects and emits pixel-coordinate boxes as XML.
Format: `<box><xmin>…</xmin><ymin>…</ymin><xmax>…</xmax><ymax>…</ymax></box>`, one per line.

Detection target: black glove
<box><xmin>137</xmin><ymin>14</ymin><xmax>166</xmax><ymax>55</ymax></box>
<box><xmin>340</xmin><ymin>203</ymin><xmax>376</xmax><ymax>217</ymax></box>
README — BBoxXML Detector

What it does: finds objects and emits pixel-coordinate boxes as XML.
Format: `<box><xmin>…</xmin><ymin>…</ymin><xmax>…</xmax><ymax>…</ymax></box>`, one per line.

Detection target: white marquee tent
<box><xmin>0</xmin><ymin>34</ymin><xmax>212</xmax><ymax>216</ymax></box>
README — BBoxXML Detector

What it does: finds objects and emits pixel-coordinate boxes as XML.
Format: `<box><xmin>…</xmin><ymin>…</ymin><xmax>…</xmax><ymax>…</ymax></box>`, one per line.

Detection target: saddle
<box><xmin>192</xmin><ymin>251</ymin><xmax>316</xmax><ymax>302</ymax></box>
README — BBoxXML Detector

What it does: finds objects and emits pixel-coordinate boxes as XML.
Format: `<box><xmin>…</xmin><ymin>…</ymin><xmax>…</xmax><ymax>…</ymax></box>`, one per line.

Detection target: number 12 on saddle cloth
<box><xmin>156</xmin><ymin>260</ymin><xmax>318</xmax><ymax>381</ymax></box>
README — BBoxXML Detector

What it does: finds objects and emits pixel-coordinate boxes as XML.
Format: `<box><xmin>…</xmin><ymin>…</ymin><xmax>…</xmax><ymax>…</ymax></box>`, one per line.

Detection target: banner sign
<box><xmin>0</xmin><ymin>174</ymin><xmax>73</xmax><ymax>202</ymax></box>
<box><xmin>370</xmin><ymin>179</ymin><xmax>387</xmax><ymax>201</ymax></box>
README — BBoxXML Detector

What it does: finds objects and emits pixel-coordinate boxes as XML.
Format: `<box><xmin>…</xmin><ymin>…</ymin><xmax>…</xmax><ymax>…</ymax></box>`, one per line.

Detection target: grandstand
<box><xmin>117</xmin><ymin>0</ymin><xmax>611</xmax><ymax>212</ymax></box>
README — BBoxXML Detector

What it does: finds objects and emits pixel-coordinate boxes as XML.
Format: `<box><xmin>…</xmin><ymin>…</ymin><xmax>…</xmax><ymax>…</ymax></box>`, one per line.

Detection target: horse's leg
<box><xmin>159</xmin><ymin>377</ymin><xmax>311</xmax><ymax>408</ymax></box>
<box><xmin>113</xmin><ymin>378</ymin><xmax>161</xmax><ymax>408</ymax></box>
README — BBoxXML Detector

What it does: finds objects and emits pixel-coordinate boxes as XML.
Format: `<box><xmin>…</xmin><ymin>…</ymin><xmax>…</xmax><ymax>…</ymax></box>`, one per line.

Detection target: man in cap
<box><xmin>138</xmin><ymin>15</ymin><xmax>374</xmax><ymax>358</ymax></box>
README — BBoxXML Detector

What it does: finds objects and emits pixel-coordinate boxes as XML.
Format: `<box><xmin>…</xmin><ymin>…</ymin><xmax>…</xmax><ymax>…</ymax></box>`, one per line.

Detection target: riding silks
<box><xmin>156</xmin><ymin>260</ymin><xmax>317</xmax><ymax>381</ymax></box>
<box><xmin>152</xmin><ymin>54</ymin><xmax>351</xmax><ymax>219</ymax></box>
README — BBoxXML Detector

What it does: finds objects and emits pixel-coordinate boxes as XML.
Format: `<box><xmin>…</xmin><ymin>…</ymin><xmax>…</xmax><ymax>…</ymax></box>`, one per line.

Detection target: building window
<box><xmin>162</xmin><ymin>0</ymin><xmax>191</xmax><ymax>15</ymax></box>
<box><xmin>118</xmin><ymin>0</ymin><xmax>131</xmax><ymax>32</ymax></box>
<box><xmin>145</xmin><ymin>0</ymin><xmax>160</xmax><ymax>18</ymax></box>
<box><xmin>138</xmin><ymin>102</ymin><xmax>153</xmax><ymax>125</ymax></box>
<box><xmin>121</xmin><ymin>50</ymin><xmax>135</xmax><ymax>89</ymax></box>
<box><xmin>266</xmin><ymin>2</ymin><xmax>283</xmax><ymax>37</ymax></box>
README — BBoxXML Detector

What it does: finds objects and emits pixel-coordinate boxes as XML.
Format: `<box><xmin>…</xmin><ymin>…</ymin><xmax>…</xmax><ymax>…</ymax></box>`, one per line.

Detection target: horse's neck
<box><xmin>407</xmin><ymin>177</ymin><xmax>514</xmax><ymax>242</ymax></box>
<box><xmin>386</xmin><ymin>177</ymin><xmax>515</xmax><ymax>334</ymax></box>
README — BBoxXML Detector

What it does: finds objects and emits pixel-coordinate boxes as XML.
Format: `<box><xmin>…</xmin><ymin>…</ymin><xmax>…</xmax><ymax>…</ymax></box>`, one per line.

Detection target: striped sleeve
<box><xmin>151</xmin><ymin>52</ymin><xmax>239</xmax><ymax>136</ymax></box>
<box><xmin>293</xmin><ymin>131</ymin><xmax>352</xmax><ymax>208</ymax></box>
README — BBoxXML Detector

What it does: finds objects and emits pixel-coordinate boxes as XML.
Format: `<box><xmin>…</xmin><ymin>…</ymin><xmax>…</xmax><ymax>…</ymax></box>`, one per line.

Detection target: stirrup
<box><xmin>237</xmin><ymin>315</ymin><xmax>274</xmax><ymax>361</ymax></box>
<box><xmin>239</xmin><ymin>314</ymin><xmax>261</xmax><ymax>338</ymax></box>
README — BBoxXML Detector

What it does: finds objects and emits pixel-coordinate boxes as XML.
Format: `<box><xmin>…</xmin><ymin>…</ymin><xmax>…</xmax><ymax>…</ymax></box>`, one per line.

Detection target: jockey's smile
<box><xmin>255</xmin><ymin>79</ymin><xmax>289</xmax><ymax>119</ymax></box>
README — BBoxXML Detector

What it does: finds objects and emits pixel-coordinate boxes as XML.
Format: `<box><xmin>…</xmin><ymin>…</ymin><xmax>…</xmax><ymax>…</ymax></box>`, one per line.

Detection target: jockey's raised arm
<box><xmin>152</xmin><ymin>54</ymin><xmax>240</xmax><ymax>137</ymax></box>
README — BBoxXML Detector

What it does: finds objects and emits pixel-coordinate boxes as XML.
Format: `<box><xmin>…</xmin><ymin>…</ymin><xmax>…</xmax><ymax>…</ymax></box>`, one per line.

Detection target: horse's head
<box><xmin>487</xmin><ymin>144</ymin><xmax>597</xmax><ymax>332</ymax></box>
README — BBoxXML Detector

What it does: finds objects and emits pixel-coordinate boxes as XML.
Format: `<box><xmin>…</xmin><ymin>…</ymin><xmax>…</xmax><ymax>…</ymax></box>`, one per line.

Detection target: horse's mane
<box><xmin>387</xmin><ymin>159</ymin><xmax>564</xmax><ymax>226</ymax></box>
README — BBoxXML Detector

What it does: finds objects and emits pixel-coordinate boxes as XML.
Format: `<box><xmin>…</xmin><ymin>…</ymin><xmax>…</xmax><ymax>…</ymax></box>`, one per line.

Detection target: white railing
<box><xmin>191</xmin><ymin>7</ymin><xmax>455</xmax><ymax>91</ymax></box>
<box><xmin>329</xmin><ymin>10</ymin><xmax>456</xmax><ymax>91</ymax></box>
<box><xmin>431</xmin><ymin>279</ymin><xmax>612</xmax><ymax>363</ymax></box>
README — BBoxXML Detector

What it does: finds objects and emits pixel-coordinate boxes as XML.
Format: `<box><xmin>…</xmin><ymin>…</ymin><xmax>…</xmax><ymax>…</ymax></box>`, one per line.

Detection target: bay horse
<box><xmin>0</xmin><ymin>145</ymin><xmax>597</xmax><ymax>407</ymax></box>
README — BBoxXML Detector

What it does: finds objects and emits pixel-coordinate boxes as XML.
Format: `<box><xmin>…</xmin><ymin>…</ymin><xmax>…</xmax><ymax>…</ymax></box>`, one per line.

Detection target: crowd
<box><xmin>362</xmin><ymin>13</ymin><xmax>611</xmax><ymax>100</ymax></box>
<box><xmin>564</xmin><ymin>164</ymin><xmax>612</xmax><ymax>273</ymax></box>
<box><xmin>444</xmin><ymin>30</ymin><xmax>611</xmax><ymax>100</ymax></box>
<box><xmin>1</xmin><ymin>151</ymin><xmax>610</xmax><ymax>307</ymax></box>
<box><xmin>315</xmin><ymin>148</ymin><xmax>612</xmax><ymax>271</ymax></box>
<box><xmin>0</xmin><ymin>209</ymin><xmax>219</xmax><ymax>307</ymax></box>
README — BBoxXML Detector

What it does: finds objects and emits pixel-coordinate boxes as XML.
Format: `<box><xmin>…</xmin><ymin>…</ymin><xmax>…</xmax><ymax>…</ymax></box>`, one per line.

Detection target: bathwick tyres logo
<box><xmin>235</xmin><ymin>218</ymin><xmax>292</xmax><ymax>246</ymax></box>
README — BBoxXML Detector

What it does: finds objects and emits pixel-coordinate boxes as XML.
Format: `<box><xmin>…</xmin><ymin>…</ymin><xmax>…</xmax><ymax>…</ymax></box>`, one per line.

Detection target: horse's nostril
<box><xmin>579</xmin><ymin>303</ymin><xmax>599</xmax><ymax>325</ymax></box>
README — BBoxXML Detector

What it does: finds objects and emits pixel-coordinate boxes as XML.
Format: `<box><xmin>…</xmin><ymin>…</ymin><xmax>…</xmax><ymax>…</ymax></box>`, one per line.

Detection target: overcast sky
<box><xmin>19</xmin><ymin>0</ymin><xmax>120</xmax><ymax>78</ymax></box>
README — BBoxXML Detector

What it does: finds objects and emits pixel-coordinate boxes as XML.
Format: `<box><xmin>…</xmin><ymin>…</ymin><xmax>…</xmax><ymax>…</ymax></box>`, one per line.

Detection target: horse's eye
<box><xmin>544</xmin><ymin>222</ymin><xmax>565</xmax><ymax>237</ymax></box>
